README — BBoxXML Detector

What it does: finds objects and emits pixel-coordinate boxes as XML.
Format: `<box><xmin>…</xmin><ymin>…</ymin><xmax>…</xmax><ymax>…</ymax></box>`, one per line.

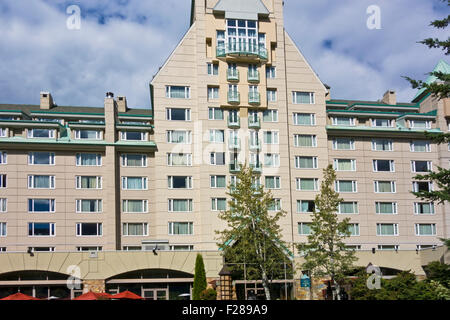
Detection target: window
<box><xmin>76</xmin><ymin>223</ymin><xmax>102</xmax><ymax>236</ymax></box>
<box><xmin>120</xmin><ymin>131</ymin><xmax>147</xmax><ymax>141</ymax></box>
<box><xmin>263</xmin><ymin>131</ymin><xmax>279</xmax><ymax>145</ymax></box>
<box><xmin>0</xmin><ymin>152</ymin><xmax>6</xmax><ymax>164</ymax></box>
<box><xmin>415</xmin><ymin>224</ymin><xmax>436</xmax><ymax>236</ymax></box>
<box><xmin>294</xmin><ymin>135</ymin><xmax>317</xmax><ymax>147</ymax></box>
<box><xmin>295</xmin><ymin>156</ymin><xmax>318</xmax><ymax>169</ymax></box>
<box><xmin>265</xmin><ymin>176</ymin><xmax>281</xmax><ymax>189</ymax></box>
<box><xmin>268</xmin><ymin>199</ymin><xmax>281</xmax><ymax>211</ymax></box>
<box><xmin>121</xmin><ymin>154</ymin><xmax>147</xmax><ymax>167</ymax></box>
<box><xmin>167</xmin><ymin>130</ymin><xmax>191</xmax><ymax>144</ymax></box>
<box><xmin>298</xmin><ymin>223</ymin><xmax>312</xmax><ymax>235</ymax></box>
<box><xmin>169</xmin><ymin>245</ymin><xmax>194</xmax><ymax>251</ymax></box>
<box><xmin>123</xmin><ymin>246</ymin><xmax>142</xmax><ymax>251</ymax></box>
<box><xmin>28</xmin><ymin>199</ymin><xmax>55</xmax><ymax>213</ymax></box>
<box><xmin>210</xmin><ymin>152</ymin><xmax>225</xmax><ymax>165</ymax></box>
<box><xmin>264</xmin><ymin>154</ymin><xmax>280</xmax><ymax>167</ymax></box>
<box><xmin>217</xmin><ymin>30</ymin><xmax>225</xmax><ymax>48</ymax></box>
<box><xmin>347</xmin><ymin>224</ymin><xmax>360</xmax><ymax>236</ymax></box>
<box><xmin>28</xmin><ymin>223</ymin><xmax>55</xmax><ymax>237</ymax></box>
<box><xmin>76</xmin><ymin>176</ymin><xmax>102</xmax><ymax>189</ymax></box>
<box><xmin>28</xmin><ymin>175</ymin><xmax>55</xmax><ymax>189</ymax></box>
<box><xmin>410</xmin><ymin>120</ymin><xmax>431</xmax><ymax>129</ymax></box>
<box><xmin>296</xmin><ymin>178</ymin><xmax>318</xmax><ymax>191</ymax></box>
<box><xmin>338</xmin><ymin>202</ymin><xmax>358</xmax><ymax>214</ymax></box>
<box><xmin>0</xmin><ymin>128</ymin><xmax>7</xmax><ymax>137</ymax></box>
<box><xmin>167</xmin><ymin>153</ymin><xmax>192</xmax><ymax>166</ymax></box>
<box><xmin>414</xmin><ymin>202</ymin><xmax>435</xmax><ymax>215</ymax></box>
<box><xmin>293</xmin><ymin>91</ymin><xmax>314</xmax><ymax>104</ymax></box>
<box><xmin>74</xmin><ymin>130</ymin><xmax>102</xmax><ymax>140</ymax></box>
<box><xmin>27</xmin><ymin>129</ymin><xmax>55</xmax><ymax>139</ymax></box>
<box><xmin>0</xmin><ymin>175</ymin><xmax>5</xmax><ymax>188</ymax></box>
<box><xmin>168</xmin><ymin>176</ymin><xmax>193</xmax><ymax>189</ymax></box>
<box><xmin>335</xmin><ymin>180</ymin><xmax>357</xmax><ymax>193</ymax></box>
<box><xmin>166</xmin><ymin>86</ymin><xmax>190</xmax><ymax>99</ymax></box>
<box><xmin>375</xmin><ymin>202</ymin><xmax>397</xmax><ymax>214</ymax></box>
<box><xmin>410</xmin><ymin>141</ymin><xmax>431</xmax><ymax>152</ymax></box>
<box><xmin>166</xmin><ymin>108</ymin><xmax>191</xmax><ymax>121</ymax></box>
<box><xmin>371</xmin><ymin>118</ymin><xmax>393</xmax><ymax>127</ymax></box>
<box><xmin>28</xmin><ymin>247</ymin><xmax>55</xmax><ymax>252</ymax></box>
<box><xmin>208</xmin><ymin>86</ymin><xmax>219</xmax><ymax>100</ymax></box>
<box><xmin>168</xmin><ymin>199</ymin><xmax>193</xmax><ymax>212</ymax></box>
<box><xmin>28</xmin><ymin>152</ymin><xmax>55</xmax><ymax>165</ymax></box>
<box><xmin>378</xmin><ymin>245</ymin><xmax>399</xmax><ymax>251</ymax></box>
<box><xmin>210</xmin><ymin>175</ymin><xmax>226</xmax><ymax>188</ymax></box>
<box><xmin>333</xmin><ymin>159</ymin><xmax>356</xmax><ymax>171</ymax></box>
<box><xmin>412</xmin><ymin>181</ymin><xmax>432</xmax><ymax>193</ymax></box>
<box><xmin>372</xmin><ymin>139</ymin><xmax>393</xmax><ymax>151</ymax></box>
<box><xmin>0</xmin><ymin>223</ymin><xmax>5</xmax><ymax>237</ymax></box>
<box><xmin>373</xmin><ymin>160</ymin><xmax>395</xmax><ymax>172</ymax></box>
<box><xmin>168</xmin><ymin>222</ymin><xmax>193</xmax><ymax>235</ymax></box>
<box><xmin>332</xmin><ymin>117</ymin><xmax>355</xmax><ymax>126</ymax></box>
<box><xmin>76</xmin><ymin>200</ymin><xmax>102</xmax><ymax>213</ymax></box>
<box><xmin>266</xmin><ymin>66</ymin><xmax>276</xmax><ymax>78</ymax></box>
<box><xmin>267</xmin><ymin>89</ymin><xmax>277</xmax><ymax>102</ymax></box>
<box><xmin>411</xmin><ymin>161</ymin><xmax>432</xmax><ymax>173</ymax></box>
<box><xmin>263</xmin><ymin>110</ymin><xmax>278</xmax><ymax>122</ymax></box>
<box><xmin>346</xmin><ymin>245</ymin><xmax>362</xmax><ymax>251</ymax></box>
<box><xmin>0</xmin><ymin>198</ymin><xmax>6</xmax><ymax>212</ymax></box>
<box><xmin>207</xmin><ymin>62</ymin><xmax>219</xmax><ymax>75</ymax></box>
<box><xmin>123</xmin><ymin>223</ymin><xmax>148</xmax><ymax>236</ymax></box>
<box><xmin>211</xmin><ymin>198</ymin><xmax>227</xmax><ymax>211</ymax></box>
<box><xmin>293</xmin><ymin>113</ymin><xmax>315</xmax><ymax>126</ymax></box>
<box><xmin>332</xmin><ymin>138</ymin><xmax>354</xmax><ymax>150</ymax></box>
<box><xmin>209</xmin><ymin>129</ymin><xmax>225</xmax><ymax>143</ymax></box>
<box><xmin>77</xmin><ymin>246</ymin><xmax>103</xmax><ymax>252</ymax></box>
<box><xmin>76</xmin><ymin>153</ymin><xmax>102</xmax><ymax>166</ymax></box>
<box><xmin>208</xmin><ymin>107</ymin><xmax>224</xmax><ymax>120</ymax></box>
<box><xmin>376</xmin><ymin>223</ymin><xmax>398</xmax><ymax>236</ymax></box>
<box><xmin>374</xmin><ymin>181</ymin><xmax>396</xmax><ymax>193</ymax></box>
<box><xmin>297</xmin><ymin>200</ymin><xmax>315</xmax><ymax>213</ymax></box>
<box><xmin>122</xmin><ymin>177</ymin><xmax>147</xmax><ymax>190</ymax></box>
<box><xmin>122</xmin><ymin>200</ymin><xmax>148</xmax><ymax>213</ymax></box>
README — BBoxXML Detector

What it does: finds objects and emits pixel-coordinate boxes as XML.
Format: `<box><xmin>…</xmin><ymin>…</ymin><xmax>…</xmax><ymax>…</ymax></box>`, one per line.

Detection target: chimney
<box><xmin>40</xmin><ymin>92</ymin><xmax>54</xmax><ymax>109</ymax></box>
<box><xmin>104</xmin><ymin>92</ymin><xmax>117</xmax><ymax>143</ymax></box>
<box><xmin>117</xmin><ymin>96</ymin><xmax>128</xmax><ymax>112</ymax></box>
<box><xmin>324</xmin><ymin>84</ymin><xmax>331</xmax><ymax>101</ymax></box>
<box><xmin>382</xmin><ymin>90</ymin><xmax>396</xmax><ymax>105</ymax></box>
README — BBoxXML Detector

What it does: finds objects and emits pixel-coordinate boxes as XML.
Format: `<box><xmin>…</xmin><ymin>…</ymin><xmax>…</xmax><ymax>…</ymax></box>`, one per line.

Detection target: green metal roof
<box><xmin>412</xmin><ymin>59</ymin><xmax>450</xmax><ymax>102</ymax></box>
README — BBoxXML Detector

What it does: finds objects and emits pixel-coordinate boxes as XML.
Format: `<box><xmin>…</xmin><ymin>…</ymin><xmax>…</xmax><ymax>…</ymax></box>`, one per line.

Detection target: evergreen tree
<box><xmin>297</xmin><ymin>165</ymin><xmax>357</xmax><ymax>300</ymax></box>
<box><xmin>192</xmin><ymin>254</ymin><xmax>207</xmax><ymax>300</ymax></box>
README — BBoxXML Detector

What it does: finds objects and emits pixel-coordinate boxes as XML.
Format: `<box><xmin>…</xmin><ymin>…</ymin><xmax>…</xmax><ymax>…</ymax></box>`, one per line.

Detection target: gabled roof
<box><xmin>412</xmin><ymin>59</ymin><xmax>450</xmax><ymax>102</ymax></box>
<box><xmin>213</xmin><ymin>0</ymin><xmax>269</xmax><ymax>20</ymax></box>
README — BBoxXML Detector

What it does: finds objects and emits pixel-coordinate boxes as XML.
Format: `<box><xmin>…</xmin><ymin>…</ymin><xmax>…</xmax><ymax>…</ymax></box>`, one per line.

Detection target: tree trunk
<box><xmin>261</xmin><ymin>270</ymin><xmax>271</xmax><ymax>300</ymax></box>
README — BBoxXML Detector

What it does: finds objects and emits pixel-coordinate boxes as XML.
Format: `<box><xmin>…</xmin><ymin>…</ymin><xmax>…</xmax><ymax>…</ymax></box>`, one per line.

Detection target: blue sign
<box><xmin>300</xmin><ymin>275</ymin><xmax>311</xmax><ymax>288</ymax></box>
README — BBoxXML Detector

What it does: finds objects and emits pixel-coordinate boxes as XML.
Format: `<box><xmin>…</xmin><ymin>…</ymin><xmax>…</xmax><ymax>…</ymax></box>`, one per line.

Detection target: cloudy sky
<box><xmin>0</xmin><ymin>0</ymin><xmax>447</xmax><ymax>109</ymax></box>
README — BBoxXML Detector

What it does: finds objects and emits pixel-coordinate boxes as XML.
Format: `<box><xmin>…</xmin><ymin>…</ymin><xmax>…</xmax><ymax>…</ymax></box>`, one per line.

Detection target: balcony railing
<box><xmin>248</xmin><ymin>71</ymin><xmax>260</xmax><ymax>83</ymax></box>
<box><xmin>249</xmin><ymin>163</ymin><xmax>262</xmax><ymax>174</ymax></box>
<box><xmin>227</xmin><ymin>117</ymin><xmax>240</xmax><ymax>129</ymax></box>
<box><xmin>217</xmin><ymin>41</ymin><xmax>268</xmax><ymax>60</ymax></box>
<box><xmin>248</xmin><ymin>92</ymin><xmax>260</xmax><ymax>105</ymax></box>
<box><xmin>228</xmin><ymin>137</ymin><xmax>241</xmax><ymax>150</ymax></box>
<box><xmin>227</xmin><ymin>69</ymin><xmax>239</xmax><ymax>82</ymax></box>
<box><xmin>248</xmin><ymin>118</ymin><xmax>261</xmax><ymax>129</ymax></box>
<box><xmin>229</xmin><ymin>162</ymin><xmax>241</xmax><ymax>173</ymax></box>
<box><xmin>228</xmin><ymin>91</ymin><xmax>240</xmax><ymax>104</ymax></box>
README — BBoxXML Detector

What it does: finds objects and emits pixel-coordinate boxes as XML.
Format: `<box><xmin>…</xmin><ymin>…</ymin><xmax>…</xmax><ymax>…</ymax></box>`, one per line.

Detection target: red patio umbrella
<box><xmin>73</xmin><ymin>291</ymin><xmax>113</xmax><ymax>300</ymax></box>
<box><xmin>0</xmin><ymin>292</ymin><xmax>40</xmax><ymax>300</ymax></box>
<box><xmin>110</xmin><ymin>290</ymin><xmax>143</xmax><ymax>300</ymax></box>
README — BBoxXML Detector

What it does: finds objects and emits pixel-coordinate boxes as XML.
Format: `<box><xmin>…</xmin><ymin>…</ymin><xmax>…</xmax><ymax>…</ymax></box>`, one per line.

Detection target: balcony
<box><xmin>216</xmin><ymin>41</ymin><xmax>268</xmax><ymax>60</ymax></box>
<box><xmin>229</xmin><ymin>162</ymin><xmax>241</xmax><ymax>173</ymax></box>
<box><xmin>249</xmin><ymin>140</ymin><xmax>261</xmax><ymax>151</ymax></box>
<box><xmin>248</xmin><ymin>71</ymin><xmax>260</xmax><ymax>83</ymax></box>
<box><xmin>248</xmin><ymin>118</ymin><xmax>261</xmax><ymax>129</ymax></box>
<box><xmin>228</xmin><ymin>91</ymin><xmax>240</xmax><ymax>104</ymax></box>
<box><xmin>228</xmin><ymin>137</ymin><xmax>241</xmax><ymax>150</ymax></box>
<box><xmin>248</xmin><ymin>92</ymin><xmax>261</xmax><ymax>105</ymax></box>
<box><xmin>249</xmin><ymin>163</ymin><xmax>262</xmax><ymax>174</ymax></box>
<box><xmin>227</xmin><ymin>117</ymin><xmax>240</xmax><ymax>129</ymax></box>
<box><xmin>227</xmin><ymin>69</ymin><xmax>239</xmax><ymax>82</ymax></box>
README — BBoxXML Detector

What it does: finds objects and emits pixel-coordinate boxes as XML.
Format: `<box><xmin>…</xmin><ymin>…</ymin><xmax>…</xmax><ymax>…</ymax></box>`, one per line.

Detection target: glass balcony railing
<box><xmin>217</xmin><ymin>41</ymin><xmax>268</xmax><ymax>60</ymax></box>
<box><xmin>228</xmin><ymin>91</ymin><xmax>240</xmax><ymax>104</ymax></box>
<box><xmin>248</xmin><ymin>118</ymin><xmax>261</xmax><ymax>129</ymax></box>
<box><xmin>249</xmin><ymin>163</ymin><xmax>262</xmax><ymax>173</ymax></box>
<box><xmin>227</xmin><ymin>69</ymin><xmax>239</xmax><ymax>82</ymax></box>
<box><xmin>229</xmin><ymin>162</ymin><xmax>241</xmax><ymax>173</ymax></box>
<box><xmin>248</xmin><ymin>71</ymin><xmax>260</xmax><ymax>83</ymax></box>
<box><xmin>228</xmin><ymin>137</ymin><xmax>241</xmax><ymax>150</ymax></box>
<box><xmin>227</xmin><ymin>117</ymin><xmax>240</xmax><ymax>128</ymax></box>
<box><xmin>248</xmin><ymin>92</ymin><xmax>260</xmax><ymax>105</ymax></box>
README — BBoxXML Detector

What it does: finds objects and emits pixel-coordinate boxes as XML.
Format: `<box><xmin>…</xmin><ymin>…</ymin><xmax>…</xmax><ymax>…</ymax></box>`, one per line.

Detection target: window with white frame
<box><xmin>415</xmin><ymin>224</ymin><xmax>436</xmax><ymax>236</ymax></box>
<box><xmin>410</xmin><ymin>140</ymin><xmax>431</xmax><ymax>152</ymax></box>
<box><xmin>294</xmin><ymin>135</ymin><xmax>317</xmax><ymax>147</ymax></box>
<box><xmin>268</xmin><ymin>199</ymin><xmax>281</xmax><ymax>211</ymax></box>
<box><xmin>211</xmin><ymin>198</ymin><xmax>227</xmax><ymax>211</ymax></box>
<box><xmin>209</xmin><ymin>129</ymin><xmax>225</xmax><ymax>143</ymax></box>
<box><xmin>0</xmin><ymin>152</ymin><xmax>6</xmax><ymax>164</ymax></box>
<box><xmin>263</xmin><ymin>109</ymin><xmax>278</xmax><ymax>122</ymax></box>
<box><xmin>378</xmin><ymin>245</ymin><xmax>399</xmax><ymax>251</ymax></box>
<box><xmin>266</xmin><ymin>66</ymin><xmax>276</xmax><ymax>78</ymax></box>
<box><xmin>414</xmin><ymin>202</ymin><xmax>435</xmax><ymax>215</ymax></box>
<box><xmin>295</xmin><ymin>156</ymin><xmax>318</xmax><ymax>169</ymax></box>
<box><xmin>168</xmin><ymin>199</ymin><xmax>193</xmax><ymax>212</ymax></box>
<box><xmin>208</xmin><ymin>107</ymin><xmax>224</xmax><ymax>120</ymax></box>
<box><xmin>210</xmin><ymin>152</ymin><xmax>225</xmax><ymax>165</ymax></box>
<box><xmin>76</xmin><ymin>176</ymin><xmax>102</xmax><ymax>189</ymax></box>
<box><xmin>76</xmin><ymin>153</ymin><xmax>102</xmax><ymax>166</ymax></box>
<box><xmin>123</xmin><ymin>223</ymin><xmax>148</xmax><ymax>236</ymax></box>
<box><xmin>332</xmin><ymin>138</ymin><xmax>354</xmax><ymax>150</ymax></box>
<box><xmin>0</xmin><ymin>128</ymin><xmax>7</xmax><ymax>137</ymax></box>
<box><xmin>374</xmin><ymin>181</ymin><xmax>396</xmax><ymax>193</ymax></box>
<box><xmin>77</xmin><ymin>246</ymin><xmax>103</xmax><ymax>252</ymax></box>
<box><xmin>373</xmin><ymin>160</ymin><xmax>395</xmax><ymax>172</ymax></box>
<box><xmin>296</xmin><ymin>178</ymin><xmax>318</xmax><ymax>191</ymax></box>
<box><xmin>293</xmin><ymin>113</ymin><xmax>315</xmax><ymax>126</ymax></box>
<box><xmin>208</xmin><ymin>86</ymin><xmax>219</xmax><ymax>100</ymax></box>
<box><xmin>167</xmin><ymin>153</ymin><xmax>192</xmax><ymax>166</ymax></box>
<box><xmin>28</xmin><ymin>152</ymin><xmax>55</xmax><ymax>165</ymax></box>
<box><xmin>332</xmin><ymin>117</ymin><xmax>356</xmax><ymax>126</ymax></box>
<box><xmin>166</xmin><ymin>108</ymin><xmax>191</xmax><ymax>121</ymax></box>
<box><xmin>166</xmin><ymin>86</ymin><xmax>190</xmax><ymax>99</ymax></box>
<box><xmin>371</xmin><ymin>118</ymin><xmax>393</xmax><ymax>127</ymax></box>
<box><xmin>76</xmin><ymin>223</ymin><xmax>102</xmax><ymax>236</ymax></box>
<box><xmin>210</xmin><ymin>175</ymin><xmax>226</xmax><ymax>188</ymax></box>
<box><xmin>293</xmin><ymin>91</ymin><xmax>314</xmax><ymax>104</ymax></box>
<box><xmin>28</xmin><ymin>175</ymin><xmax>55</xmax><ymax>189</ymax></box>
<box><xmin>347</xmin><ymin>224</ymin><xmax>360</xmax><ymax>236</ymax></box>
<box><xmin>169</xmin><ymin>245</ymin><xmax>194</xmax><ymax>251</ymax></box>
<box><xmin>297</xmin><ymin>200</ymin><xmax>315</xmax><ymax>213</ymax></box>
<box><xmin>121</xmin><ymin>154</ymin><xmax>147</xmax><ymax>167</ymax></box>
<box><xmin>207</xmin><ymin>62</ymin><xmax>219</xmax><ymax>76</ymax></box>
<box><xmin>120</xmin><ymin>131</ymin><xmax>147</xmax><ymax>141</ymax></box>
<box><xmin>264</xmin><ymin>154</ymin><xmax>280</xmax><ymax>167</ymax></box>
<box><xmin>263</xmin><ymin>131</ymin><xmax>279</xmax><ymax>145</ymax></box>
<box><xmin>122</xmin><ymin>200</ymin><xmax>148</xmax><ymax>213</ymax></box>
<box><xmin>338</xmin><ymin>202</ymin><xmax>358</xmax><ymax>214</ymax></box>
<box><xmin>0</xmin><ymin>198</ymin><xmax>6</xmax><ymax>212</ymax></box>
<box><xmin>167</xmin><ymin>130</ymin><xmax>191</xmax><ymax>144</ymax></box>
<box><xmin>267</xmin><ymin>89</ymin><xmax>277</xmax><ymax>102</ymax></box>
<box><xmin>375</xmin><ymin>202</ymin><xmax>397</xmax><ymax>214</ymax></box>
<box><xmin>411</xmin><ymin>160</ymin><xmax>432</xmax><ymax>173</ymax></box>
<box><xmin>412</xmin><ymin>181</ymin><xmax>433</xmax><ymax>193</ymax></box>
<box><xmin>27</xmin><ymin>128</ymin><xmax>55</xmax><ymax>139</ymax></box>
<box><xmin>335</xmin><ymin>180</ymin><xmax>357</xmax><ymax>193</ymax></box>
<box><xmin>372</xmin><ymin>139</ymin><xmax>393</xmax><ymax>151</ymax></box>
<box><xmin>28</xmin><ymin>199</ymin><xmax>55</xmax><ymax>213</ymax></box>
<box><xmin>28</xmin><ymin>223</ymin><xmax>55</xmax><ymax>237</ymax></box>
<box><xmin>168</xmin><ymin>222</ymin><xmax>193</xmax><ymax>235</ymax></box>
<box><xmin>410</xmin><ymin>120</ymin><xmax>431</xmax><ymax>129</ymax></box>
<box><xmin>333</xmin><ymin>159</ymin><xmax>356</xmax><ymax>171</ymax></box>
<box><xmin>76</xmin><ymin>199</ymin><xmax>102</xmax><ymax>213</ymax></box>
<box><xmin>265</xmin><ymin>176</ymin><xmax>281</xmax><ymax>189</ymax></box>
<box><xmin>376</xmin><ymin>223</ymin><xmax>398</xmax><ymax>236</ymax></box>
<box><xmin>298</xmin><ymin>222</ymin><xmax>312</xmax><ymax>235</ymax></box>
<box><xmin>168</xmin><ymin>176</ymin><xmax>193</xmax><ymax>189</ymax></box>
<box><xmin>74</xmin><ymin>130</ymin><xmax>102</xmax><ymax>140</ymax></box>
<box><xmin>122</xmin><ymin>177</ymin><xmax>147</xmax><ymax>190</ymax></box>
<box><xmin>0</xmin><ymin>175</ymin><xmax>5</xmax><ymax>188</ymax></box>
<box><xmin>0</xmin><ymin>223</ymin><xmax>5</xmax><ymax>237</ymax></box>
